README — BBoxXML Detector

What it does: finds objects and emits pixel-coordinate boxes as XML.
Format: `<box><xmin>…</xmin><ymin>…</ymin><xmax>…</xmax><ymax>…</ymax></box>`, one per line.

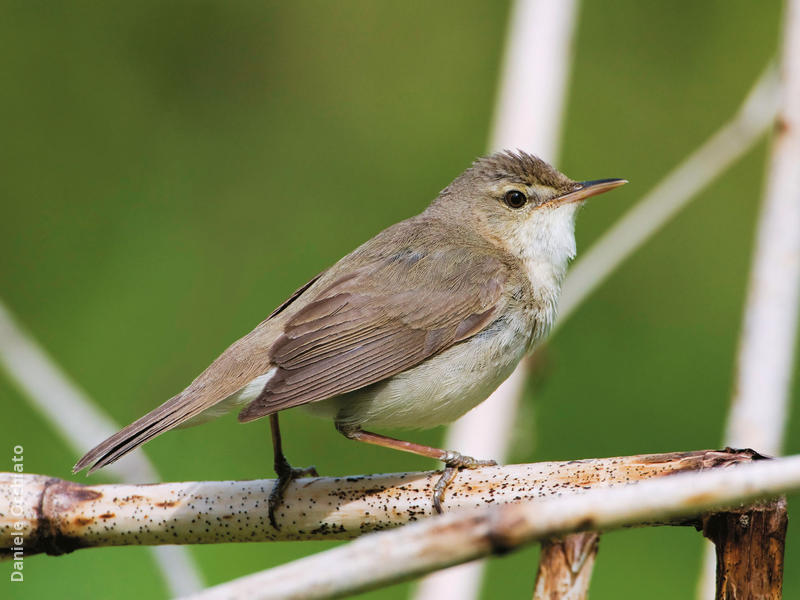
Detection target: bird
<box><xmin>73</xmin><ymin>150</ymin><xmax>626</xmax><ymax>526</ymax></box>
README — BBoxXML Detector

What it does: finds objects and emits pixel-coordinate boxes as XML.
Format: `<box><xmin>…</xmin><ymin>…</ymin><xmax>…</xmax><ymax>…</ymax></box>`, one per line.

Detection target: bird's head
<box><xmin>430</xmin><ymin>150</ymin><xmax>626</xmax><ymax>273</ymax></box>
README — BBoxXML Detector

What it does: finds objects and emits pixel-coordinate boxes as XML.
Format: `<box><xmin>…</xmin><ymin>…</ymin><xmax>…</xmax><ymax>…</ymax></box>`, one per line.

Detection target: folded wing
<box><xmin>238</xmin><ymin>248</ymin><xmax>508</xmax><ymax>421</ymax></box>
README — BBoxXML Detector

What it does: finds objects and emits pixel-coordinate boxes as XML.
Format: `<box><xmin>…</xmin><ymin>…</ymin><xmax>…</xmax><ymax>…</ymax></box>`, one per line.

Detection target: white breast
<box><xmin>513</xmin><ymin>202</ymin><xmax>579</xmax><ymax>334</ymax></box>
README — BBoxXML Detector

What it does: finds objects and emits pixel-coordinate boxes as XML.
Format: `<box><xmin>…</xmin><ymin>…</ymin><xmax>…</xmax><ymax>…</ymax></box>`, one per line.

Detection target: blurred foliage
<box><xmin>1</xmin><ymin>1</ymin><xmax>796</xmax><ymax>598</ymax></box>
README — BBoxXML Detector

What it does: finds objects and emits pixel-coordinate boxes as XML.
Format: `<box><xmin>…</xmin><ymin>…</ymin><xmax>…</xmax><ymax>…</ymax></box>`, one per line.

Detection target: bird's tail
<box><xmin>74</xmin><ymin>330</ymin><xmax>278</xmax><ymax>474</ymax></box>
<box><xmin>73</xmin><ymin>392</ymin><xmax>209</xmax><ymax>474</ymax></box>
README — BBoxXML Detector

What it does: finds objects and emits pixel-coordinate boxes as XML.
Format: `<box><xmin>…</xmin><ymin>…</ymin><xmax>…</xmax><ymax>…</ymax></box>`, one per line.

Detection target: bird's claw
<box><xmin>268</xmin><ymin>460</ymin><xmax>318</xmax><ymax>529</ymax></box>
<box><xmin>433</xmin><ymin>453</ymin><xmax>497</xmax><ymax>514</ymax></box>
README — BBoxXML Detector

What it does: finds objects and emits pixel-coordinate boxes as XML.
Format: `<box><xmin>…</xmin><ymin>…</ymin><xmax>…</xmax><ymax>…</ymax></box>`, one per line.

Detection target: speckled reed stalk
<box><xmin>183</xmin><ymin>453</ymin><xmax>795</xmax><ymax>600</ymax></box>
<box><xmin>1</xmin><ymin>449</ymin><xmax>759</xmax><ymax>559</ymax></box>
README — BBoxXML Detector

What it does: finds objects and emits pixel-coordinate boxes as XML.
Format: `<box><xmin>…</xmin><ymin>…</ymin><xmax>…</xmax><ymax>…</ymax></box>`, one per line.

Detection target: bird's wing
<box><xmin>238</xmin><ymin>248</ymin><xmax>508</xmax><ymax>421</ymax></box>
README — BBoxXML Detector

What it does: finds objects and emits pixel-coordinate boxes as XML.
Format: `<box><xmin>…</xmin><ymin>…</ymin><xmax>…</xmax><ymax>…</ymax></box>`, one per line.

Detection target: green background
<box><xmin>1</xmin><ymin>1</ymin><xmax>796</xmax><ymax>598</ymax></box>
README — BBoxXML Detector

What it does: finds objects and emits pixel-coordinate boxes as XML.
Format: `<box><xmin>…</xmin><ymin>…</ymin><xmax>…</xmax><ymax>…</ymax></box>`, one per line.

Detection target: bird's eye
<box><xmin>503</xmin><ymin>190</ymin><xmax>528</xmax><ymax>209</ymax></box>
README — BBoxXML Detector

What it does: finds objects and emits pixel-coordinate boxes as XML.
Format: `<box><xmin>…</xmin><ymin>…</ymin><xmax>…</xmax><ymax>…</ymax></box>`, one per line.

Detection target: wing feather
<box><xmin>238</xmin><ymin>249</ymin><xmax>508</xmax><ymax>421</ymax></box>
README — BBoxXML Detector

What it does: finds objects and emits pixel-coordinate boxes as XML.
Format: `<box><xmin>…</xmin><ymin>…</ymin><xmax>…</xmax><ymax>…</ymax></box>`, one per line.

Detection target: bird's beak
<box><xmin>550</xmin><ymin>178</ymin><xmax>628</xmax><ymax>206</ymax></box>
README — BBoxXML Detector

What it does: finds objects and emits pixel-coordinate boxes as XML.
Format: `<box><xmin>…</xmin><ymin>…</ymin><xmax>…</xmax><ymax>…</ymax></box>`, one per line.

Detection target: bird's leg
<box><xmin>268</xmin><ymin>413</ymin><xmax>318</xmax><ymax>529</ymax></box>
<box><xmin>335</xmin><ymin>422</ymin><xmax>496</xmax><ymax>514</ymax></box>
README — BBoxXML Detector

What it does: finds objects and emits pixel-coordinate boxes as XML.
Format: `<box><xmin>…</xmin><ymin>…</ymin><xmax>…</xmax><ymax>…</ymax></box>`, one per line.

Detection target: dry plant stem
<box><xmin>0</xmin><ymin>450</ymin><xmax>754</xmax><ymax>558</ymax></box>
<box><xmin>423</xmin><ymin>0</ymin><xmax>580</xmax><ymax>595</ymax></box>
<box><xmin>182</xmin><ymin>454</ymin><xmax>800</xmax><ymax>600</ymax></box>
<box><xmin>0</xmin><ymin>299</ymin><xmax>203</xmax><ymax>595</ymax></box>
<box><xmin>533</xmin><ymin>533</ymin><xmax>598</xmax><ymax>600</ymax></box>
<box><xmin>702</xmin><ymin>499</ymin><xmax>787</xmax><ymax>600</ymax></box>
<box><xmin>487</xmin><ymin>0</ymin><xmax>577</xmax><ymax>160</ymax></box>
<box><xmin>725</xmin><ymin>0</ymin><xmax>800</xmax><ymax>460</ymax></box>
<box><xmin>698</xmin><ymin>6</ymin><xmax>800</xmax><ymax>599</ymax></box>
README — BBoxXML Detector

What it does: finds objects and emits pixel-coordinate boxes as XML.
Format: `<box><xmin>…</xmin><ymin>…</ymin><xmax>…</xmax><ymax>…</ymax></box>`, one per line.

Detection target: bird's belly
<box><xmin>302</xmin><ymin>315</ymin><xmax>530</xmax><ymax>430</ymax></box>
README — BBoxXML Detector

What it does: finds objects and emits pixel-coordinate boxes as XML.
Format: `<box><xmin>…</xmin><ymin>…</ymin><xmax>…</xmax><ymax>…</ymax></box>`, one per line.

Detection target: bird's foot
<box><xmin>433</xmin><ymin>452</ymin><xmax>497</xmax><ymax>514</ymax></box>
<box><xmin>268</xmin><ymin>457</ymin><xmax>318</xmax><ymax>529</ymax></box>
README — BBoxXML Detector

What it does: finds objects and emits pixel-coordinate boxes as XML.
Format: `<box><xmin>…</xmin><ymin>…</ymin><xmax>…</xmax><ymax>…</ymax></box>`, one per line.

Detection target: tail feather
<box><xmin>73</xmin><ymin>327</ymin><xmax>280</xmax><ymax>475</ymax></box>
<box><xmin>73</xmin><ymin>393</ymin><xmax>208</xmax><ymax>474</ymax></box>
